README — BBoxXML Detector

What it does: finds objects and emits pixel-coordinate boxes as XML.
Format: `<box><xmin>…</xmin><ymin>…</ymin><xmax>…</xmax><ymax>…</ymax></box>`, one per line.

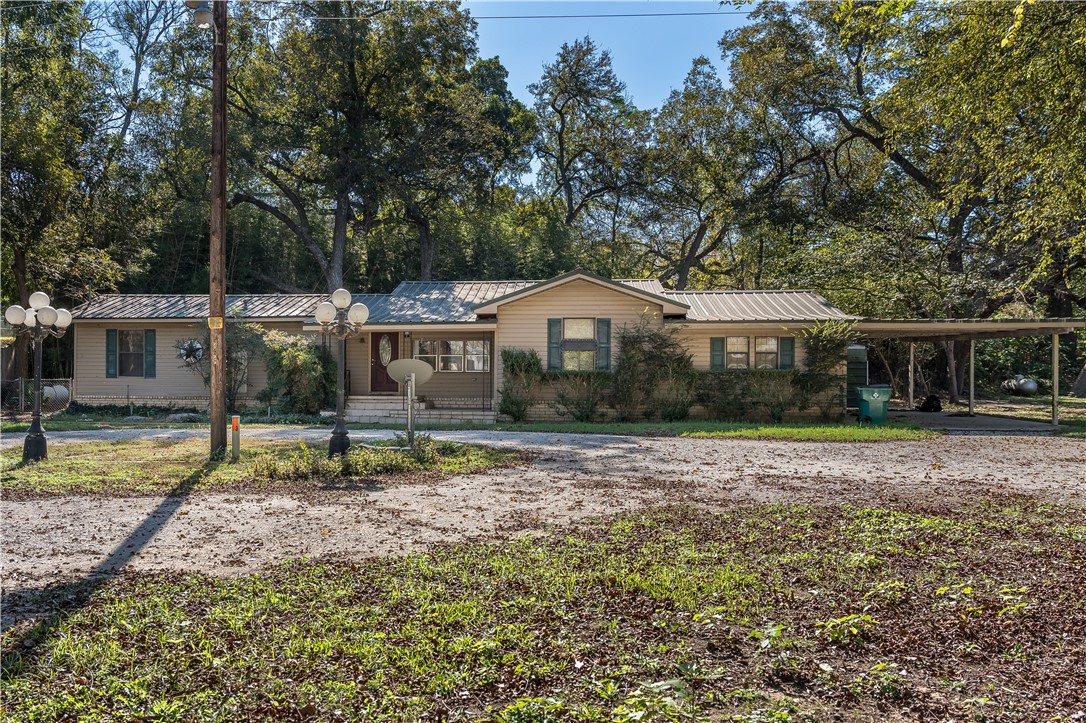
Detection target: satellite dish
<box><xmin>386</xmin><ymin>358</ymin><xmax>433</xmax><ymax>387</ymax></box>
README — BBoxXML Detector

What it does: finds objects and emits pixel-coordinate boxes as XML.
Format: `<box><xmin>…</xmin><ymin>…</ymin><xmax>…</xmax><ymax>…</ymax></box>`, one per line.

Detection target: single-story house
<box><xmin>69</xmin><ymin>270</ymin><xmax>1082</xmax><ymax>423</ymax></box>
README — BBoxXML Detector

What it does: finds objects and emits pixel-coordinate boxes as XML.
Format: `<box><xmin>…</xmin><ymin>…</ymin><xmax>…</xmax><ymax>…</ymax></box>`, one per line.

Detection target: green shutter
<box><xmin>710</xmin><ymin>337</ymin><xmax>724</xmax><ymax>370</ymax></box>
<box><xmin>595</xmin><ymin>318</ymin><xmax>611</xmax><ymax>370</ymax></box>
<box><xmin>144</xmin><ymin>329</ymin><xmax>156</xmax><ymax>378</ymax></box>
<box><xmin>779</xmin><ymin>336</ymin><xmax>795</xmax><ymax>369</ymax></box>
<box><xmin>547</xmin><ymin>318</ymin><xmax>562</xmax><ymax>370</ymax></box>
<box><xmin>106</xmin><ymin>329</ymin><xmax>118</xmax><ymax>378</ymax></box>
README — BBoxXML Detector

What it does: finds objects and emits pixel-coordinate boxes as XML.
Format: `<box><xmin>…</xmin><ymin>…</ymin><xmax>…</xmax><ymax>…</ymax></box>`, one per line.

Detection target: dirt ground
<box><xmin>2</xmin><ymin>429</ymin><xmax>1084</xmax><ymax>621</ymax></box>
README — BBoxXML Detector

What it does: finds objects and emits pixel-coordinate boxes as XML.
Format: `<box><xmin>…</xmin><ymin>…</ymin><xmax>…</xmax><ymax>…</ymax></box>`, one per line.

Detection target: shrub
<box><xmin>611</xmin><ymin>316</ymin><xmax>696</xmax><ymax>421</ymax></box>
<box><xmin>257</xmin><ymin>329</ymin><xmax>335</xmax><ymax>414</ymax></box>
<box><xmin>499</xmin><ymin>348</ymin><xmax>543</xmax><ymax>422</ymax></box>
<box><xmin>549</xmin><ymin>370</ymin><xmax>610</xmax><ymax>422</ymax></box>
<box><xmin>250</xmin><ymin>441</ymin><xmax>340</xmax><ymax>481</ymax></box>
<box><xmin>696</xmin><ymin>371</ymin><xmax>753</xmax><ymax>421</ymax></box>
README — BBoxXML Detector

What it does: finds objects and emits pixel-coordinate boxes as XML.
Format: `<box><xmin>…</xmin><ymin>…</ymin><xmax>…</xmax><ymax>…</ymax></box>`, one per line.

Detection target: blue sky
<box><xmin>460</xmin><ymin>0</ymin><xmax>750</xmax><ymax>109</ymax></box>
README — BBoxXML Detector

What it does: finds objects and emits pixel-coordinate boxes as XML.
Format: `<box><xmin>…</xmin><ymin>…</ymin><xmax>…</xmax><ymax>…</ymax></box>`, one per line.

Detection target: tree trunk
<box><xmin>944</xmin><ymin>340</ymin><xmax>960</xmax><ymax>404</ymax></box>
<box><xmin>1072</xmin><ymin>363</ymin><xmax>1086</xmax><ymax>398</ymax></box>
<box><xmin>11</xmin><ymin>247</ymin><xmax>30</xmax><ymax>380</ymax></box>
<box><xmin>327</xmin><ymin>190</ymin><xmax>350</xmax><ymax>291</ymax></box>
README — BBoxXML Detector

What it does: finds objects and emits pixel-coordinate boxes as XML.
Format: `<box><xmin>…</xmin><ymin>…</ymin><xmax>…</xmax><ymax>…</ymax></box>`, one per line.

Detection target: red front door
<box><xmin>370</xmin><ymin>332</ymin><xmax>399</xmax><ymax>393</ymax></box>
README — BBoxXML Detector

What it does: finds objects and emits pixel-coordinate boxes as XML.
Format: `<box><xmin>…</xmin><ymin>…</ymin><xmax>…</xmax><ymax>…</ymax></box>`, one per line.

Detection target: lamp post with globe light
<box><xmin>314</xmin><ymin>289</ymin><xmax>369</xmax><ymax>457</ymax></box>
<box><xmin>4</xmin><ymin>292</ymin><xmax>72</xmax><ymax>462</ymax></box>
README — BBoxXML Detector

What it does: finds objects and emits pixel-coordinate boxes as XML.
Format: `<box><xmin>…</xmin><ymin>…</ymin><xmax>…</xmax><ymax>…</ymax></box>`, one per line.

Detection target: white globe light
<box><xmin>55</xmin><ymin>308</ymin><xmax>73</xmax><ymax>329</ymax></box>
<box><xmin>347</xmin><ymin>303</ymin><xmax>369</xmax><ymax>325</ymax></box>
<box><xmin>4</xmin><ymin>305</ymin><xmax>26</xmax><ymax>326</ymax></box>
<box><xmin>314</xmin><ymin>302</ymin><xmax>337</xmax><ymax>324</ymax></box>
<box><xmin>331</xmin><ymin>288</ymin><xmax>352</xmax><ymax>309</ymax></box>
<box><xmin>23</xmin><ymin>308</ymin><xmax>37</xmax><ymax>326</ymax></box>
<box><xmin>37</xmin><ymin>306</ymin><xmax>58</xmax><ymax>327</ymax></box>
<box><xmin>29</xmin><ymin>292</ymin><xmax>50</xmax><ymax>310</ymax></box>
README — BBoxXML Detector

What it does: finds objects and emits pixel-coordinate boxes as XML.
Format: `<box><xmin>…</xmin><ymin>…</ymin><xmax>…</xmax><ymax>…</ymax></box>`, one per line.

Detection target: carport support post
<box><xmin>907</xmin><ymin>342</ymin><xmax>915</xmax><ymax>409</ymax></box>
<box><xmin>1052</xmin><ymin>333</ymin><xmax>1060</xmax><ymax>426</ymax></box>
<box><xmin>968</xmin><ymin>339</ymin><xmax>975</xmax><ymax>416</ymax></box>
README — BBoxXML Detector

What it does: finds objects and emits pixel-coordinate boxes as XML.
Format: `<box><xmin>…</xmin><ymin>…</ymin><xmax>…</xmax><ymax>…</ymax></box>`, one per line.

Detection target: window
<box><xmin>119</xmin><ymin>331</ymin><xmax>145</xmax><ymax>376</ymax></box>
<box><xmin>466</xmin><ymin>341</ymin><xmax>489</xmax><ymax>371</ymax></box>
<box><xmin>755</xmin><ymin>337</ymin><xmax>778</xmax><ymax>369</ymax></box>
<box><xmin>440</xmin><ymin>341</ymin><xmax>464</xmax><ymax>371</ymax></box>
<box><xmin>562</xmin><ymin>318</ymin><xmax>597</xmax><ymax>371</ymax></box>
<box><xmin>548</xmin><ymin>318</ymin><xmax>610</xmax><ymax>371</ymax></box>
<box><xmin>107</xmin><ymin>328</ymin><xmax>155</xmax><ymax>379</ymax></box>
<box><xmin>414</xmin><ymin>339</ymin><xmax>490</xmax><ymax>372</ymax></box>
<box><xmin>726</xmin><ymin>337</ymin><xmax>749</xmax><ymax>369</ymax></box>
<box><xmin>711</xmin><ymin>336</ymin><xmax>795</xmax><ymax>371</ymax></box>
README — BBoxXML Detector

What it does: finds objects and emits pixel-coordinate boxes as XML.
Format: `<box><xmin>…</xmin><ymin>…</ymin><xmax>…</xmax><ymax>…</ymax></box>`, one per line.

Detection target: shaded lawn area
<box><xmin>946</xmin><ymin>395</ymin><xmax>1086</xmax><ymax>437</ymax></box>
<box><xmin>0</xmin><ymin>437</ymin><xmax>522</xmax><ymax>498</ymax></box>
<box><xmin>3</xmin><ymin>502</ymin><xmax>1084</xmax><ymax>721</ymax></box>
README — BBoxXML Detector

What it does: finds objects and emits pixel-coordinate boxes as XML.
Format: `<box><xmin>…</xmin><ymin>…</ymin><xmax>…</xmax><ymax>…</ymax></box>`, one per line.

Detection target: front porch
<box><xmin>344</xmin><ymin>395</ymin><xmax>497</xmax><ymax>424</ymax></box>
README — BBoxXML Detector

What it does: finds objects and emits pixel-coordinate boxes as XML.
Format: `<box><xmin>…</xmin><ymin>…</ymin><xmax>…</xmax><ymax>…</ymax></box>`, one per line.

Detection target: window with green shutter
<box><xmin>709</xmin><ymin>337</ymin><xmax>725</xmax><ymax>370</ymax></box>
<box><xmin>595</xmin><ymin>318</ymin><xmax>611</xmax><ymax>370</ymax></box>
<box><xmin>547</xmin><ymin>318</ymin><xmax>562</xmax><ymax>370</ymax></box>
<box><xmin>144</xmin><ymin>329</ymin><xmax>156</xmax><ymax>378</ymax></box>
<box><xmin>106</xmin><ymin>329</ymin><xmax>118</xmax><ymax>378</ymax></box>
<box><xmin>779</xmin><ymin>336</ymin><xmax>795</xmax><ymax>369</ymax></box>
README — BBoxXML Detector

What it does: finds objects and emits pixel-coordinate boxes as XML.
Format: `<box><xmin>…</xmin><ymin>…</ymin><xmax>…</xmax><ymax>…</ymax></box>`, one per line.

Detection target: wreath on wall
<box><xmin>176</xmin><ymin>339</ymin><xmax>205</xmax><ymax>367</ymax></box>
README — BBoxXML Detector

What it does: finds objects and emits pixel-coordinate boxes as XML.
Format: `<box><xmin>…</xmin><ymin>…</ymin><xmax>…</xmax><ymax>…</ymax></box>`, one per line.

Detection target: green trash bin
<box><xmin>856</xmin><ymin>386</ymin><xmax>891</xmax><ymax>425</ymax></box>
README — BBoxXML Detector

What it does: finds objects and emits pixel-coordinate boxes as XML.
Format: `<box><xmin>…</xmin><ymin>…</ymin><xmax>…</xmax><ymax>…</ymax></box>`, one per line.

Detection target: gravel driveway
<box><xmin>2</xmin><ymin>428</ymin><xmax>1083</xmax><ymax>606</ymax></box>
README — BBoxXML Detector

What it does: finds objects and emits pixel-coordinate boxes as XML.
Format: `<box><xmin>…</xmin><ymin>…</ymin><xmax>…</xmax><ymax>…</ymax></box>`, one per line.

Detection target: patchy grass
<box><xmin>0</xmin><ymin>437</ymin><xmax>521</xmax><ymax>498</ymax></box>
<box><xmin>4</xmin><ymin>414</ymin><xmax>939</xmax><ymax>442</ymax></box>
<box><xmin>433</xmin><ymin>420</ymin><xmax>936</xmax><ymax>442</ymax></box>
<box><xmin>3</xmin><ymin>502</ymin><xmax>1084</xmax><ymax>720</ymax></box>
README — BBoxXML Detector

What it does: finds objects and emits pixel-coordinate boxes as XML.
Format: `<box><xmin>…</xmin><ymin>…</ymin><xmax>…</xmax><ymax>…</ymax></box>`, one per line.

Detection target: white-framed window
<box><xmin>726</xmin><ymin>336</ymin><xmax>749</xmax><ymax>369</ymax></box>
<box><xmin>755</xmin><ymin>337</ymin><xmax>778</xmax><ymax>369</ymax></box>
<box><xmin>562</xmin><ymin>318</ymin><xmax>596</xmax><ymax>371</ymax></box>
<box><xmin>415</xmin><ymin>339</ymin><xmax>490</xmax><ymax>372</ymax></box>
<box><xmin>119</xmin><ymin>330</ymin><xmax>145</xmax><ymax>377</ymax></box>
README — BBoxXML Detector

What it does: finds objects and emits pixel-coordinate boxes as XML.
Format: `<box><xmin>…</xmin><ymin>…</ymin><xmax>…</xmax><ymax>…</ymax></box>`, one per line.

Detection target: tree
<box><xmin>530</xmin><ymin>37</ymin><xmax>646</xmax><ymax>227</ymax></box>
<box><xmin>1</xmin><ymin>1</ymin><xmax>120</xmax><ymax>379</ymax></box>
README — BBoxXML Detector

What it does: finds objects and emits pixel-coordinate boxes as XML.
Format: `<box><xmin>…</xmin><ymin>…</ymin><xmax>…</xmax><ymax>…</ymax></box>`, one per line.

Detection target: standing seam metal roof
<box><xmin>662</xmin><ymin>290</ymin><xmax>858</xmax><ymax>322</ymax></box>
<box><xmin>72</xmin><ymin>284</ymin><xmax>855</xmax><ymax>323</ymax></box>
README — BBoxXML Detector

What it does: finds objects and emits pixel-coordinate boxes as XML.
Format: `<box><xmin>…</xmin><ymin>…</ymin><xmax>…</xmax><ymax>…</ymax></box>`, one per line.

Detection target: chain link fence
<box><xmin>1</xmin><ymin>378</ymin><xmax>73</xmax><ymax>415</ymax></box>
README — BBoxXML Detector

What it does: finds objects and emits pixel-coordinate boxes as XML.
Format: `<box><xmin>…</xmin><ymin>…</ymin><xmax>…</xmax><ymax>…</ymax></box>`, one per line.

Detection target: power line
<box><xmin>303</xmin><ymin>11</ymin><xmax>748</xmax><ymax>20</ymax></box>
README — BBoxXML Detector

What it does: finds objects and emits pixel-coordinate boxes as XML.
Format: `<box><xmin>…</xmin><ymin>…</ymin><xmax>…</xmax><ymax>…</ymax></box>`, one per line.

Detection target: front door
<box><xmin>370</xmin><ymin>332</ymin><xmax>400</xmax><ymax>393</ymax></box>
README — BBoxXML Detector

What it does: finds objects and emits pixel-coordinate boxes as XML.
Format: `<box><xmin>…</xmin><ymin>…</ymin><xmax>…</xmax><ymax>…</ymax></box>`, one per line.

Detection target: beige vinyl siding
<box><xmin>676</xmin><ymin>325</ymin><xmax>809</xmax><ymax>369</ymax></box>
<box><xmin>494</xmin><ymin>278</ymin><xmax>663</xmax><ymax>392</ymax></box>
<box><xmin>73</xmin><ymin>320</ymin><xmax>303</xmax><ymax>407</ymax></box>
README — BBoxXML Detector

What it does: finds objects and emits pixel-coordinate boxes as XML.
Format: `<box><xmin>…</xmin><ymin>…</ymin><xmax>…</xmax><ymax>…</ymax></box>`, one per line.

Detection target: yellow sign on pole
<box><xmin>208</xmin><ymin>316</ymin><xmax>224</xmax><ymax>329</ymax></box>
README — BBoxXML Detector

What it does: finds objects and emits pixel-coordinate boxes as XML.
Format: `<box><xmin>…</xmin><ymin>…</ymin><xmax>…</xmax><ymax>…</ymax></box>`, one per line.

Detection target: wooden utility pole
<box><xmin>208</xmin><ymin>0</ymin><xmax>228</xmax><ymax>457</ymax></box>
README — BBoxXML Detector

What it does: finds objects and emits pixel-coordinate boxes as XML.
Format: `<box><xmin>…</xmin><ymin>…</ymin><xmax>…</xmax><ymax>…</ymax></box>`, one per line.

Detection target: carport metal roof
<box><xmin>855</xmin><ymin>318</ymin><xmax>1082</xmax><ymax>341</ymax></box>
<box><xmin>852</xmin><ymin>317</ymin><xmax>1084</xmax><ymax>426</ymax></box>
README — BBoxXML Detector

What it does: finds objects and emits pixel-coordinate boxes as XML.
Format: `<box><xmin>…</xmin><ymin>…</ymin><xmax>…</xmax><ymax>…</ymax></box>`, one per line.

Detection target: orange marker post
<box><xmin>231</xmin><ymin>415</ymin><xmax>240</xmax><ymax>462</ymax></box>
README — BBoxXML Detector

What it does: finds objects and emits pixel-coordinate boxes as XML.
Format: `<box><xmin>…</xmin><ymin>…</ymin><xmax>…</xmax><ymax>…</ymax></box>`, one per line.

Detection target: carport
<box><xmin>854</xmin><ymin>318</ymin><xmax>1085</xmax><ymax>426</ymax></box>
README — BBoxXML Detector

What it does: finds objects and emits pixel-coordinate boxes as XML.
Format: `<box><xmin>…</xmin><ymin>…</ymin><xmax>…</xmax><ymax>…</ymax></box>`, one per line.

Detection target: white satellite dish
<box><xmin>386</xmin><ymin>358</ymin><xmax>434</xmax><ymax>387</ymax></box>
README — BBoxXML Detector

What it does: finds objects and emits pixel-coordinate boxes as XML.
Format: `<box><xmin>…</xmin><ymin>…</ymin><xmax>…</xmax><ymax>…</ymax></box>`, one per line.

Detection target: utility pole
<box><xmin>208</xmin><ymin>0</ymin><xmax>228</xmax><ymax>457</ymax></box>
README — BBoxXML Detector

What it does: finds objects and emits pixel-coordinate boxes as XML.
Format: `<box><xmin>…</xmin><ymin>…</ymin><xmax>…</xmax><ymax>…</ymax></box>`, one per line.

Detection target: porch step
<box><xmin>387</xmin><ymin>410</ymin><xmax>497</xmax><ymax>424</ymax></box>
<box><xmin>346</xmin><ymin>395</ymin><xmax>406</xmax><ymax>411</ymax></box>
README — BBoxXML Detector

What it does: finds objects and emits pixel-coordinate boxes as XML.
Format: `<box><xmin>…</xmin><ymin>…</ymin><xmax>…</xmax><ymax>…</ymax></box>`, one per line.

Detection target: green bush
<box><xmin>499</xmin><ymin>348</ymin><xmax>543</xmax><ymax>422</ymax></box>
<box><xmin>548</xmin><ymin>370</ymin><xmax>610</xmax><ymax>422</ymax></box>
<box><xmin>696</xmin><ymin>371</ymin><xmax>753</xmax><ymax>421</ymax></box>
<box><xmin>611</xmin><ymin>317</ymin><xmax>696</xmax><ymax>421</ymax></box>
<box><xmin>250</xmin><ymin>441</ymin><xmax>340</xmax><ymax>481</ymax></box>
<box><xmin>257</xmin><ymin>330</ymin><xmax>335</xmax><ymax>414</ymax></box>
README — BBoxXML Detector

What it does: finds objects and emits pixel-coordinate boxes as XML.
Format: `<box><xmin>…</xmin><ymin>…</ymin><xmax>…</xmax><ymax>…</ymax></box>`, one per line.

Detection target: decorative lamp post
<box><xmin>314</xmin><ymin>289</ymin><xmax>369</xmax><ymax>457</ymax></box>
<box><xmin>4</xmin><ymin>293</ymin><xmax>72</xmax><ymax>462</ymax></box>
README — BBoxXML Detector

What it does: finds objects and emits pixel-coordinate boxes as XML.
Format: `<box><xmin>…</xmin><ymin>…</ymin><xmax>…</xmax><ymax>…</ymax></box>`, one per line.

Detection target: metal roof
<box><xmin>72</xmin><ymin>294</ymin><xmax>329</xmax><ymax>320</ymax></box>
<box><xmin>376</xmin><ymin>281</ymin><xmax>538</xmax><ymax>322</ymax></box>
<box><xmin>662</xmin><ymin>290</ymin><xmax>858</xmax><ymax>322</ymax></box>
<box><xmin>72</xmin><ymin>283</ymin><xmax>857</xmax><ymax>324</ymax></box>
